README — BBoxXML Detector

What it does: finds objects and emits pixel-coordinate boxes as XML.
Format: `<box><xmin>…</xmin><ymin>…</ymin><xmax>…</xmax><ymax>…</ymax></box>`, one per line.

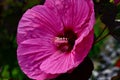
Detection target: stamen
<box><xmin>54</xmin><ymin>37</ymin><xmax>68</xmax><ymax>44</ymax></box>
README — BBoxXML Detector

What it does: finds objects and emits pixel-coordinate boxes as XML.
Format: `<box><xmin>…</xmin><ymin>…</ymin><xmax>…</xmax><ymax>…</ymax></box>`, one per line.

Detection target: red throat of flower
<box><xmin>54</xmin><ymin>29</ymin><xmax>78</xmax><ymax>52</ymax></box>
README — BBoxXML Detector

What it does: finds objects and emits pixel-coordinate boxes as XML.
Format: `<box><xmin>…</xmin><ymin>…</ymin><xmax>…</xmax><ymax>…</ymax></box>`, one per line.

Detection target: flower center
<box><xmin>54</xmin><ymin>29</ymin><xmax>77</xmax><ymax>52</ymax></box>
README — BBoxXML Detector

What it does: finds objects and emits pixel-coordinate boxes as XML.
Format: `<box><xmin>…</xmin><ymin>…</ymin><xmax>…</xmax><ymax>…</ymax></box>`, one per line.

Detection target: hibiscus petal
<box><xmin>17</xmin><ymin>5</ymin><xmax>63</xmax><ymax>44</ymax></box>
<box><xmin>40</xmin><ymin>51</ymin><xmax>75</xmax><ymax>74</ymax></box>
<box><xmin>73</xmin><ymin>30</ymin><xmax>94</xmax><ymax>67</ymax></box>
<box><xmin>17</xmin><ymin>37</ymin><xmax>55</xmax><ymax>55</ymax></box>
<box><xmin>77</xmin><ymin>5</ymin><xmax>95</xmax><ymax>36</ymax></box>
<box><xmin>44</xmin><ymin>0</ymin><xmax>95</xmax><ymax>31</ymax></box>
<box><xmin>18</xmin><ymin>54</ymin><xmax>58</xmax><ymax>79</ymax></box>
<box><xmin>17</xmin><ymin>38</ymin><xmax>57</xmax><ymax>79</ymax></box>
<box><xmin>75</xmin><ymin>10</ymin><xmax>95</xmax><ymax>39</ymax></box>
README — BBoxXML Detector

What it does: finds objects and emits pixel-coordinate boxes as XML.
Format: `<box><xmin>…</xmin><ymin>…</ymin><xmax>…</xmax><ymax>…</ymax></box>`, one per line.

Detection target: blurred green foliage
<box><xmin>89</xmin><ymin>18</ymin><xmax>109</xmax><ymax>58</ymax></box>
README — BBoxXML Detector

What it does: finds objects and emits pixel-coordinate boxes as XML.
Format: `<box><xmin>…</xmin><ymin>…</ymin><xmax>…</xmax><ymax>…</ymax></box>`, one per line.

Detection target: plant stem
<box><xmin>95</xmin><ymin>26</ymin><xmax>107</xmax><ymax>41</ymax></box>
<box><xmin>94</xmin><ymin>32</ymin><xmax>110</xmax><ymax>44</ymax></box>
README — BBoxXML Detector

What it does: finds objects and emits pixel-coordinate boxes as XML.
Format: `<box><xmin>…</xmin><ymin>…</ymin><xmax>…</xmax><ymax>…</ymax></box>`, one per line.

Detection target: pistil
<box><xmin>54</xmin><ymin>29</ymin><xmax>77</xmax><ymax>52</ymax></box>
<box><xmin>54</xmin><ymin>37</ymin><xmax>69</xmax><ymax>52</ymax></box>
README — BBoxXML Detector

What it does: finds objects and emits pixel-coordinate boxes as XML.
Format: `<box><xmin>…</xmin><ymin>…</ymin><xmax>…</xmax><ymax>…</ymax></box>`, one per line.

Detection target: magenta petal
<box><xmin>17</xmin><ymin>5</ymin><xmax>63</xmax><ymax>44</ymax></box>
<box><xmin>73</xmin><ymin>30</ymin><xmax>94</xmax><ymax>66</ymax></box>
<box><xmin>40</xmin><ymin>51</ymin><xmax>75</xmax><ymax>74</ymax></box>
<box><xmin>45</xmin><ymin>0</ymin><xmax>95</xmax><ymax>30</ymax></box>
<box><xmin>18</xmin><ymin>53</ymin><xmax>58</xmax><ymax>79</ymax></box>
<box><xmin>17</xmin><ymin>38</ymin><xmax>54</xmax><ymax>55</ymax></box>
<box><xmin>75</xmin><ymin>9</ymin><xmax>95</xmax><ymax>38</ymax></box>
<box><xmin>17</xmin><ymin>37</ymin><xmax>58</xmax><ymax>79</ymax></box>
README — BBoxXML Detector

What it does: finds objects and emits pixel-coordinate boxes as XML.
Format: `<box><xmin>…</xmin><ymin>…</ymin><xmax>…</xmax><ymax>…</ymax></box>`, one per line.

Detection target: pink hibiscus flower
<box><xmin>17</xmin><ymin>0</ymin><xmax>95</xmax><ymax>79</ymax></box>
